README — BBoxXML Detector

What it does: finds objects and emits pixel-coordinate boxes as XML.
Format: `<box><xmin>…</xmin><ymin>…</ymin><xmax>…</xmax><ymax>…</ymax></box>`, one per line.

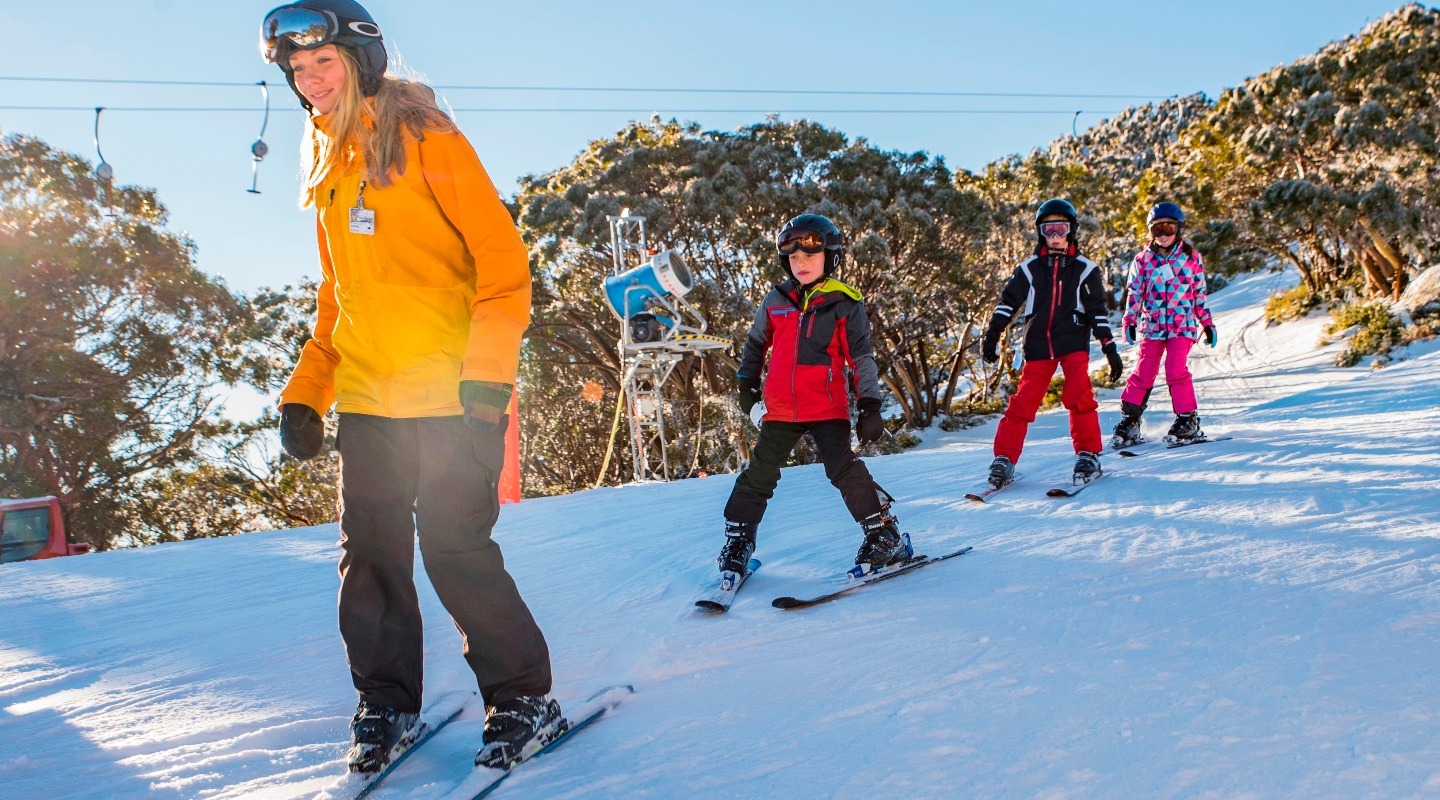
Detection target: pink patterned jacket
<box><xmin>1121</xmin><ymin>241</ymin><xmax>1215</xmax><ymax>341</ymax></box>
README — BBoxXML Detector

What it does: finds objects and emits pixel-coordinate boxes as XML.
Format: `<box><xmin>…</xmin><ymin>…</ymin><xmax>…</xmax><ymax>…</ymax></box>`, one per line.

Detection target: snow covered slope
<box><xmin>3</xmin><ymin>269</ymin><xmax>1439</xmax><ymax>799</ymax></box>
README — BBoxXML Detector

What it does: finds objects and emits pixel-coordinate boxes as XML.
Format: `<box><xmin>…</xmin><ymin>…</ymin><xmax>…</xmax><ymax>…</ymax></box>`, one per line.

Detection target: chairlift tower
<box><xmin>604</xmin><ymin>211</ymin><xmax>728</xmax><ymax>482</ymax></box>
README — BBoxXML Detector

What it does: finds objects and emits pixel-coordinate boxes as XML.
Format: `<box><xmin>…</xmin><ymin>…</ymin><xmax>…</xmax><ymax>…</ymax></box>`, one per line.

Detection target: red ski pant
<box><xmin>993</xmin><ymin>350</ymin><xmax>1102</xmax><ymax>463</ymax></box>
<box><xmin>1121</xmin><ymin>337</ymin><xmax>1197</xmax><ymax>415</ymax></box>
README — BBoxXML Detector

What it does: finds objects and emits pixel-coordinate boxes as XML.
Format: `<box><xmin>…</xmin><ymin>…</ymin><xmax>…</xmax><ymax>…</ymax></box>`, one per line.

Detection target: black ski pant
<box><xmin>336</xmin><ymin>413</ymin><xmax>551</xmax><ymax>714</ymax></box>
<box><xmin>723</xmin><ymin>419</ymin><xmax>889</xmax><ymax>528</ymax></box>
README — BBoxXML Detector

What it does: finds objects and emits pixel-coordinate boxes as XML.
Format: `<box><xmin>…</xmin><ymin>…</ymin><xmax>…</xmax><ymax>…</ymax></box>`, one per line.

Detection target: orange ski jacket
<box><xmin>279</xmin><ymin>116</ymin><xmax>530</xmax><ymax>418</ymax></box>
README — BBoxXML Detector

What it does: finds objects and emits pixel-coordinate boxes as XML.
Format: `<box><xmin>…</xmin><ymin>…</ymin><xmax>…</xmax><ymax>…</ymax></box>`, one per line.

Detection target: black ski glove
<box><xmin>1102</xmin><ymin>340</ymin><xmax>1123</xmax><ymax>383</ymax></box>
<box><xmin>856</xmin><ymin>397</ymin><xmax>886</xmax><ymax>445</ymax></box>
<box><xmin>279</xmin><ymin>403</ymin><xmax>325</xmax><ymax>461</ymax></box>
<box><xmin>1203</xmin><ymin>325</ymin><xmax>1218</xmax><ymax>348</ymax></box>
<box><xmin>738</xmin><ymin>377</ymin><xmax>762</xmax><ymax>415</ymax></box>
<box><xmin>460</xmin><ymin>380</ymin><xmax>512</xmax><ymax>433</ymax></box>
<box><xmin>981</xmin><ymin>336</ymin><xmax>1000</xmax><ymax>365</ymax></box>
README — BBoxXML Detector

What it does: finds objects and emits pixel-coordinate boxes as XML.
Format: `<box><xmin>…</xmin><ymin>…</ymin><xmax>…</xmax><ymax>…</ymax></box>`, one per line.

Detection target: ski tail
<box><xmin>317</xmin><ymin>690</ymin><xmax>476</xmax><ymax>800</ymax></box>
<box><xmin>462</xmin><ymin>685</ymin><xmax>635</xmax><ymax>800</ymax></box>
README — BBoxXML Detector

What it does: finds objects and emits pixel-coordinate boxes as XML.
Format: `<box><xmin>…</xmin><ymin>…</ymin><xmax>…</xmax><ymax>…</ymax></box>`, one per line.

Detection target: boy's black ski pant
<box><xmin>723</xmin><ymin>419</ymin><xmax>889</xmax><ymax>527</ymax></box>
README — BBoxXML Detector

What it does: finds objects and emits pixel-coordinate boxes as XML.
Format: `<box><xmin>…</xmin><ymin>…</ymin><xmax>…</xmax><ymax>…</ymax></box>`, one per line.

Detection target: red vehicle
<box><xmin>0</xmin><ymin>497</ymin><xmax>91</xmax><ymax>564</ymax></box>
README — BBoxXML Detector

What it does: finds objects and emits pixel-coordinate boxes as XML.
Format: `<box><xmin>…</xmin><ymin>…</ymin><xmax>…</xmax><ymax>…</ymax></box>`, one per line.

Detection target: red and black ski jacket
<box><xmin>984</xmin><ymin>244</ymin><xmax>1114</xmax><ymax>361</ymax></box>
<box><xmin>737</xmin><ymin>277</ymin><xmax>882</xmax><ymax>424</ymax></box>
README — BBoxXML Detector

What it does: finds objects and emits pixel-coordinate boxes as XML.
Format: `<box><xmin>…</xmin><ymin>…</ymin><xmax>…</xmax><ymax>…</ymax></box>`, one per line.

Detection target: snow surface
<box><xmin>3</xmin><ymin>269</ymin><xmax>1440</xmax><ymax>799</ymax></box>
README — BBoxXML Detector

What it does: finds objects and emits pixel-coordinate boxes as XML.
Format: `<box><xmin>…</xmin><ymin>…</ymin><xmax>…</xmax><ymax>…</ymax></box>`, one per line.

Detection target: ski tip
<box><xmin>771</xmin><ymin>596</ymin><xmax>804</xmax><ymax>609</ymax></box>
<box><xmin>1046</xmin><ymin>488</ymin><xmax>1075</xmax><ymax>497</ymax></box>
<box><xmin>964</xmin><ymin>493</ymin><xmax>987</xmax><ymax>503</ymax></box>
<box><xmin>694</xmin><ymin>600</ymin><xmax>728</xmax><ymax>612</ymax></box>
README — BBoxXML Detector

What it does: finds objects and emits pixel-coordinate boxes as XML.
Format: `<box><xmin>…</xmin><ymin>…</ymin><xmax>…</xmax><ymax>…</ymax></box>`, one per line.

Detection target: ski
<box><xmin>315</xmin><ymin>690</ymin><xmax>476</xmax><ymax>800</ymax></box>
<box><xmin>1111</xmin><ymin>440</ymin><xmax>1157</xmax><ymax>457</ymax></box>
<box><xmin>694</xmin><ymin>558</ymin><xmax>762</xmax><ymax>612</ymax></box>
<box><xmin>1164</xmin><ymin>435</ymin><xmax>1233</xmax><ymax>449</ymax></box>
<box><xmin>1121</xmin><ymin>435</ymin><xmax>1231</xmax><ymax>457</ymax></box>
<box><xmin>1046</xmin><ymin>471</ymin><xmax>1108</xmax><ymax>498</ymax></box>
<box><xmin>771</xmin><ymin>545</ymin><xmax>974</xmax><ymax>610</ymax></box>
<box><xmin>964</xmin><ymin>471</ymin><xmax>1025</xmax><ymax>503</ymax></box>
<box><xmin>1104</xmin><ymin>438</ymin><xmax>1151</xmax><ymax>455</ymax></box>
<box><xmin>448</xmin><ymin>685</ymin><xmax>635</xmax><ymax>800</ymax></box>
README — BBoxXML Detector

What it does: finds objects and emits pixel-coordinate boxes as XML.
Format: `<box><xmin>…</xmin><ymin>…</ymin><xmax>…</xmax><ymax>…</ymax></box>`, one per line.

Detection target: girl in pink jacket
<box><xmin>1111</xmin><ymin>202</ymin><xmax>1216</xmax><ymax>446</ymax></box>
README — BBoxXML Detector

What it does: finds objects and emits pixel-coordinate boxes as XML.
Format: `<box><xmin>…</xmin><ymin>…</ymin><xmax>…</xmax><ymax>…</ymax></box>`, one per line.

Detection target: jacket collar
<box><xmin>1145</xmin><ymin>239</ymin><xmax>1192</xmax><ymax>260</ymax></box>
<box><xmin>1035</xmin><ymin>243</ymin><xmax>1079</xmax><ymax>259</ymax></box>
<box><xmin>780</xmin><ymin>277</ymin><xmax>863</xmax><ymax>309</ymax></box>
<box><xmin>310</xmin><ymin>105</ymin><xmax>377</xmax><ymax>139</ymax></box>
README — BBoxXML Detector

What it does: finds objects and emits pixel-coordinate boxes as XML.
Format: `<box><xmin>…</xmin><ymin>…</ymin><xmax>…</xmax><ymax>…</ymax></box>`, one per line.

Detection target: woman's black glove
<box><xmin>856</xmin><ymin>398</ymin><xmax>886</xmax><ymax>445</ymax></box>
<box><xmin>460</xmin><ymin>380</ymin><xmax>512</xmax><ymax>433</ymax></box>
<box><xmin>279</xmin><ymin>403</ymin><xmax>325</xmax><ymax>461</ymax></box>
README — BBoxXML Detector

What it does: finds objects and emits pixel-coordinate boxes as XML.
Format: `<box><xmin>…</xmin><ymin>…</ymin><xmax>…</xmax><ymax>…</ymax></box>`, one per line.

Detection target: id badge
<box><xmin>349</xmin><ymin>207</ymin><xmax>376</xmax><ymax>235</ymax></box>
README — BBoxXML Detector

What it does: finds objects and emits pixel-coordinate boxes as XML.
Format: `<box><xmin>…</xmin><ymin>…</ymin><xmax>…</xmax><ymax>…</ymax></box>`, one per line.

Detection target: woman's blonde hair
<box><xmin>299</xmin><ymin>46</ymin><xmax>457</xmax><ymax>206</ymax></box>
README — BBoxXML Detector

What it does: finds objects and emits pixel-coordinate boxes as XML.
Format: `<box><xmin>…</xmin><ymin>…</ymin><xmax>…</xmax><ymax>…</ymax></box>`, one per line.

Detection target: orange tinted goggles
<box><xmin>777</xmin><ymin>231</ymin><xmax>827</xmax><ymax>255</ymax></box>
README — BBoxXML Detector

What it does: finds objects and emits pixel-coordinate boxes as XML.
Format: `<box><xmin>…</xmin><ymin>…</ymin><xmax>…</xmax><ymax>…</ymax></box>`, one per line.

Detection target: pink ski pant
<box><xmin>1121</xmin><ymin>337</ymin><xmax>1197</xmax><ymax>414</ymax></box>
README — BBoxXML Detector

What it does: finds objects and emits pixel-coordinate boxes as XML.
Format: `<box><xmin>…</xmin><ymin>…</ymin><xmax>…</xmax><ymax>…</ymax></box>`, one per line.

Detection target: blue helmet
<box><xmin>1146</xmin><ymin>202</ymin><xmax>1185</xmax><ymax>227</ymax></box>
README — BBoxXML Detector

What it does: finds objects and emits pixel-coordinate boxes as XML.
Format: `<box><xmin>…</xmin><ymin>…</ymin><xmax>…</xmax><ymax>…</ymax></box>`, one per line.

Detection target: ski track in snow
<box><xmin>2</xmin><ymin>268</ymin><xmax>1440</xmax><ymax>799</ymax></box>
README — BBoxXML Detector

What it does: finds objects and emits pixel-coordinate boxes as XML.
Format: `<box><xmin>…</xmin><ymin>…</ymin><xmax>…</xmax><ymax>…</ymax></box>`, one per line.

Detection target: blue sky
<box><xmin>0</xmin><ymin>1</ymin><xmax>1409</xmax><ymax>294</ymax></box>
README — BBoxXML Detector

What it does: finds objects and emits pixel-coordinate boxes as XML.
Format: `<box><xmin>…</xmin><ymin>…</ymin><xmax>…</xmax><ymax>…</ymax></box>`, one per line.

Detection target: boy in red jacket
<box><xmin>718</xmin><ymin>214</ymin><xmax>906</xmax><ymax>577</ymax></box>
<box><xmin>981</xmin><ymin>199</ymin><xmax>1124</xmax><ymax>488</ymax></box>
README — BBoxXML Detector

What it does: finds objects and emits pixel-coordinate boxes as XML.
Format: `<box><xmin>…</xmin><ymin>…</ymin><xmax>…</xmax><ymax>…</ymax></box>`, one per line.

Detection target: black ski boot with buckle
<box><xmin>1073</xmin><ymin>450</ymin><xmax>1102</xmax><ymax>486</ymax></box>
<box><xmin>475</xmin><ymin>695</ymin><xmax>567</xmax><ymax>770</ymax></box>
<box><xmin>347</xmin><ymin>701</ymin><xmax>422</xmax><ymax>774</ymax></box>
<box><xmin>1165</xmin><ymin>411</ymin><xmax>1204</xmax><ymax>444</ymax></box>
<box><xmin>987</xmin><ymin>456</ymin><xmax>1016</xmax><ymax>490</ymax></box>
<box><xmin>1110</xmin><ymin>401</ymin><xmax>1146</xmax><ymax>448</ymax></box>
<box><xmin>717</xmin><ymin>521</ymin><xmax>757</xmax><ymax>576</ymax></box>
<box><xmin>853</xmin><ymin>507</ymin><xmax>912</xmax><ymax>575</ymax></box>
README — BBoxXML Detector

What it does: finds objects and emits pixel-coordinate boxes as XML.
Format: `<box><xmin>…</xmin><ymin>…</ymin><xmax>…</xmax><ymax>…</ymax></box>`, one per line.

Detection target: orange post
<box><xmin>499</xmin><ymin>391</ymin><xmax>522</xmax><ymax>504</ymax></box>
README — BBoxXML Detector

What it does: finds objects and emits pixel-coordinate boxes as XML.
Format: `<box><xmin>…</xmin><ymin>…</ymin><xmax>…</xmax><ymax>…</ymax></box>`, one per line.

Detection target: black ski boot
<box><xmin>717</xmin><ymin>521</ymin><xmax>757</xmax><ymax>576</ymax></box>
<box><xmin>1165</xmin><ymin>411</ymin><xmax>1204</xmax><ymax>444</ymax></box>
<box><xmin>987</xmin><ymin>456</ymin><xmax>1015</xmax><ymax>490</ymax></box>
<box><xmin>1073</xmin><ymin>450</ymin><xmax>1102</xmax><ymax>486</ymax></box>
<box><xmin>853</xmin><ymin>508</ymin><xmax>911</xmax><ymax>574</ymax></box>
<box><xmin>475</xmin><ymin>695</ymin><xmax>568</xmax><ymax>770</ymax></box>
<box><xmin>347</xmin><ymin>701</ymin><xmax>422</xmax><ymax>774</ymax></box>
<box><xmin>1110</xmin><ymin>402</ymin><xmax>1145</xmax><ymax>448</ymax></box>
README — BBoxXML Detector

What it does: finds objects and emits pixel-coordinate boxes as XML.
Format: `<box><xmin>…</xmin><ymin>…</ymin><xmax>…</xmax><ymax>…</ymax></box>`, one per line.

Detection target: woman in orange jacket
<box><xmin>261</xmin><ymin>0</ymin><xmax>561</xmax><ymax>775</ymax></box>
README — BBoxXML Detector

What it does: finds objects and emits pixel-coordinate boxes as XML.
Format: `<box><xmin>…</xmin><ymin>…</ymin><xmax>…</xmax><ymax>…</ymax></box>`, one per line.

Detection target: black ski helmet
<box><xmin>260</xmin><ymin>0</ymin><xmax>387</xmax><ymax>112</ymax></box>
<box><xmin>1034</xmin><ymin>198</ymin><xmax>1078</xmax><ymax>245</ymax></box>
<box><xmin>775</xmin><ymin>213</ymin><xmax>845</xmax><ymax>280</ymax></box>
<box><xmin>1146</xmin><ymin>201</ymin><xmax>1185</xmax><ymax>229</ymax></box>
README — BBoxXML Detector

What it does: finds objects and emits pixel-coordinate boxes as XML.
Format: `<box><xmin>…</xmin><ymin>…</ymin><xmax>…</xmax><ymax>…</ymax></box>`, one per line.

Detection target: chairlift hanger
<box><xmin>248</xmin><ymin>81</ymin><xmax>270</xmax><ymax>194</ymax></box>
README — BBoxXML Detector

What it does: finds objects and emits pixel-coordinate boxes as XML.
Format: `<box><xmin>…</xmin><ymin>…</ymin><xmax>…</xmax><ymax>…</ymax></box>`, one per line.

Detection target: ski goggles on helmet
<box><xmin>777</xmin><ymin>230</ymin><xmax>828</xmax><ymax>255</ymax></box>
<box><xmin>1038</xmin><ymin>221</ymin><xmax>1071</xmax><ymax>239</ymax></box>
<box><xmin>261</xmin><ymin>4</ymin><xmax>380</xmax><ymax>64</ymax></box>
<box><xmin>1149</xmin><ymin>220</ymin><xmax>1180</xmax><ymax>237</ymax></box>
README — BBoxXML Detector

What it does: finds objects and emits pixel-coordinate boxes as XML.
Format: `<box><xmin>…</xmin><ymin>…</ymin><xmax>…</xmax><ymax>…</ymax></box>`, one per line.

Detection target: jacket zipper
<box><xmin>791</xmin><ymin>302</ymin><xmax>806</xmax><ymax>423</ymax></box>
<box><xmin>1046</xmin><ymin>254</ymin><xmax>1060</xmax><ymax>359</ymax></box>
